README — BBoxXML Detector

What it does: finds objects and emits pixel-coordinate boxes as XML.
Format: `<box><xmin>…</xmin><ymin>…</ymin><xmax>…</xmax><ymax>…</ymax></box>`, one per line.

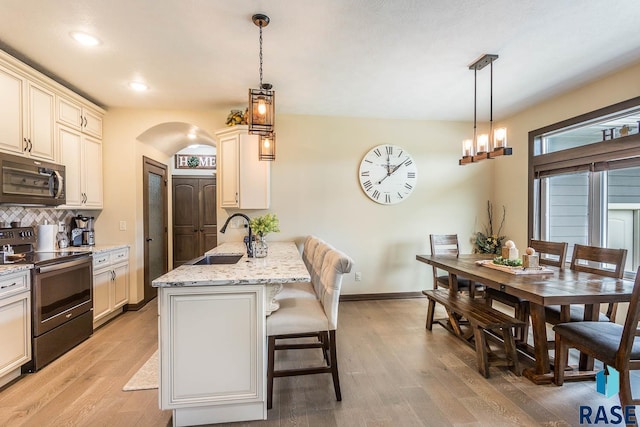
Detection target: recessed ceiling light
<box><xmin>128</xmin><ymin>81</ymin><xmax>149</xmax><ymax>92</ymax></box>
<box><xmin>188</xmin><ymin>132</ymin><xmax>197</xmax><ymax>140</ymax></box>
<box><xmin>70</xmin><ymin>32</ymin><xmax>101</xmax><ymax>46</ymax></box>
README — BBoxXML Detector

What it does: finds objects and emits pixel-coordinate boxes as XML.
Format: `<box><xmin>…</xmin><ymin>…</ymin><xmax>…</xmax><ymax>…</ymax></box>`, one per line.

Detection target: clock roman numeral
<box><xmin>361</xmin><ymin>171</ymin><xmax>370</xmax><ymax>177</ymax></box>
<box><xmin>386</xmin><ymin>146</ymin><xmax>393</xmax><ymax>155</ymax></box>
<box><xmin>363</xmin><ymin>180</ymin><xmax>373</xmax><ymax>191</ymax></box>
<box><xmin>385</xmin><ymin>194</ymin><xmax>391</xmax><ymax>203</ymax></box>
<box><xmin>397</xmin><ymin>150</ymin><xmax>403</xmax><ymax>158</ymax></box>
<box><xmin>407</xmin><ymin>172</ymin><xmax>415</xmax><ymax>178</ymax></box>
<box><xmin>373</xmin><ymin>148</ymin><xmax>382</xmax><ymax>157</ymax></box>
<box><xmin>372</xmin><ymin>190</ymin><xmax>380</xmax><ymax>200</ymax></box>
<box><xmin>404</xmin><ymin>159</ymin><xmax>413</xmax><ymax>166</ymax></box>
<box><xmin>404</xmin><ymin>183</ymin><xmax>413</xmax><ymax>190</ymax></box>
<box><xmin>397</xmin><ymin>192</ymin><xmax>403</xmax><ymax>199</ymax></box>
<box><xmin>364</xmin><ymin>159</ymin><xmax>373</xmax><ymax>164</ymax></box>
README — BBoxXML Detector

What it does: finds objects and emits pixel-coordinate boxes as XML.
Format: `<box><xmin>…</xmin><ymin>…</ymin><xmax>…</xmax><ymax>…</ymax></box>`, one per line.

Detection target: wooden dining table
<box><xmin>416</xmin><ymin>253</ymin><xmax>635</xmax><ymax>384</ymax></box>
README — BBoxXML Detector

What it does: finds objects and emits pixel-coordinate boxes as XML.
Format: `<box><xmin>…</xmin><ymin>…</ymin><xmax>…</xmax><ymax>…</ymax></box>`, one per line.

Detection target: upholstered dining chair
<box><xmin>266</xmin><ymin>245</ymin><xmax>353</xmax><ymax>409</ymax></box>
<box><xmin>554</xmin><ymin>266</ymin><xmax>640</xmax><ymax>411</ymax></box>
<box><xmin>545</xmin><ymin>244</ymin><xmax>627</xmax><ymax>325</ymax></box>
<box><xmin>485</xmin><ymin>239</ymin><xmax>568</xmax><ymax>343</ymax></box>
<box><xmin>429</xmin><ymin>234</ymin><xmax>479</xmax><ymax>297</ymax></box>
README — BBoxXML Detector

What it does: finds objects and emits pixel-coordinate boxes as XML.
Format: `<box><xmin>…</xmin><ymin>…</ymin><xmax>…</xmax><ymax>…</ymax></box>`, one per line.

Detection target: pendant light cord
<box><xmin>259</xmin><ymin>24</ymin><xmax>263</xmax><ymax>87</ymax></box>
<box><xmin>489</xmin><ymin>60</ymin><xmax>493</xmax><ymax>138</ymax></box>
<box><xmin>473</xmin><ymin>68</ymin><xmax>477</xmax><ymax>145</ymax></box>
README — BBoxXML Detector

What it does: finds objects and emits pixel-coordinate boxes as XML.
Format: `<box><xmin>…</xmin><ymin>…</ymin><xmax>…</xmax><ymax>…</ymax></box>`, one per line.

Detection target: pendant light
<box><xmin>248</xmin><ymin>13</ymin><xmax>276</xmax><ymax>161</ymax></box>
<box><xmin>459</xmin><ymin>54</ymin><xmax>512</xmax><ymax>165</ymax></box>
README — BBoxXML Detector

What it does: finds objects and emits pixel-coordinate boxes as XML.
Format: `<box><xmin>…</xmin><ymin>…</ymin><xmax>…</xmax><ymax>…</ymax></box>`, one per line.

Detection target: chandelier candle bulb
<box><xmin>476</xmin><ymin>134</ymin><xmax>489</xmax><ymax>153</ymax></box>
<box><xmin>462</xmin><ymin>139</ymin><xmax>474</xmax><ymax>157</ymax></box>
<box><xmin>493</xmin><ymin>127</ymin><xmax>507</xmax><ymax>149</ymax></box>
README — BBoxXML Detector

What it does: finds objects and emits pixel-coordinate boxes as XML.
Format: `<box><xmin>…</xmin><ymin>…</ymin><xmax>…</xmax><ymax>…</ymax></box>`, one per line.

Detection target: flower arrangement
<box><xmin>474</xmin><ymin>200</ymin><xmax>506</xmax><ymax>254</ymax></box>
<box><xmin>225</xmin><ymin>109</ymin><xmax>248</xmax><ymax>126</ymax></box>
<box><xmin>249</xmin><ymin>213</ymin><xmax>280</xmax><ymax>238</ymax></box>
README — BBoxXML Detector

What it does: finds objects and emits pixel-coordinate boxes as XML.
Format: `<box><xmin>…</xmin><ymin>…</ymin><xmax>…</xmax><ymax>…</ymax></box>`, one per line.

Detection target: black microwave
<box><xmin>0</xmin><ymin>153</ymin><xmax>65</xmax><ymax>206</ymax></box>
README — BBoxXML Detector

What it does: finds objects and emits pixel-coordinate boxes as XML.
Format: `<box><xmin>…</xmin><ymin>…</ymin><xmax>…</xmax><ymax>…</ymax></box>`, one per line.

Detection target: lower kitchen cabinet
<box><xmin>92</xmin><ymin>247</ymin><xmax>129</xmax><ymax>328</ymax></box>
<box><xmin>0</xmin><ymin>270</ymin><xmax>31</xmax><ymax>388</ymax></box>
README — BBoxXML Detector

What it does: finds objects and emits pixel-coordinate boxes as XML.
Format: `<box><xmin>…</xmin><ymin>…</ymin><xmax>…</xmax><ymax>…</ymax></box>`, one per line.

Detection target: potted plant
<box><xmin>474</xmin><ymin>201</ymin><xmax>506</xmax><ymax>254</ymax></box>
<box><xmin>249</xmin><ymin>213</ymin><xmax>280</xmax><ymax>257</ymax></box>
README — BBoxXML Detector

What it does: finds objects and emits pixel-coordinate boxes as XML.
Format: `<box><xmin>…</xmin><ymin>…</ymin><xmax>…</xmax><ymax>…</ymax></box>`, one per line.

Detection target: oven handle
<box><xmin>35</xmin><ymin>257</ymin><xmax>90</xmax><ymax>274</ymax></box>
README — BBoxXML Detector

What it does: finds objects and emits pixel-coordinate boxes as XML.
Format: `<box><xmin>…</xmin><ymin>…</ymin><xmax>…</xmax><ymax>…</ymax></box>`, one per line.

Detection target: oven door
<box><xmin>32</xmin><ymin>256</ymin><xmax>92</xmax><ymax>337</ymax></box>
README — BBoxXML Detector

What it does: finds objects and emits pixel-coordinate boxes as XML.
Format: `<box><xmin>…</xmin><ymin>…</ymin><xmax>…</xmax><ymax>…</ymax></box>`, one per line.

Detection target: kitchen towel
<box><xmin>37</xmin><ymin>224</ymin><xmax>57</xmax><ymax>251</ymax></box>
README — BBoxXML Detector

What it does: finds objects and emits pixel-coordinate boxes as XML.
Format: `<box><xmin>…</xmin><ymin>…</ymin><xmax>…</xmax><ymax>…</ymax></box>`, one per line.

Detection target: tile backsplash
<box><xmin>0</xmin><ymin>207</ymin><xmax>77</xmax><ymax>228</ymax></box>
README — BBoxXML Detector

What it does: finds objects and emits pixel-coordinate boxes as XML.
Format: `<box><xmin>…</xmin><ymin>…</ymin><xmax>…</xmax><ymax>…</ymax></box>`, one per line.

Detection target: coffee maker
<box><xmin>70</xmin><ymin>215</ymin><xmax>95</xmax><ymax>246</ymax></box>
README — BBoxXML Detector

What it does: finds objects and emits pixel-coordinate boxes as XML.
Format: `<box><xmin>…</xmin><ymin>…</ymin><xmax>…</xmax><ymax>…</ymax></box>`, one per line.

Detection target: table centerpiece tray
<box><xmin>475</xmin><ymin>259</ymin><xmax>554</xmax><ymax>275</ymax></box>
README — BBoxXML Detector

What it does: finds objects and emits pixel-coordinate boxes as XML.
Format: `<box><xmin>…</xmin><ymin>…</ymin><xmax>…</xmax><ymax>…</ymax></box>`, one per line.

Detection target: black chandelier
<box><xmin>459</xmin><ymin>54</ymin><xmax>511</xmax><ymax>165</ymax></box>
<box><xmin>248</xmin><ymin>13</ymin><xmax>276</xmax><ymax>161</ymax></box>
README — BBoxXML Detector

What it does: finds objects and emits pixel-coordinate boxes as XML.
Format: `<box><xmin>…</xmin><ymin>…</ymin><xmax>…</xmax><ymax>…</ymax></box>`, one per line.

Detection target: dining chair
<box><xmin>553</xmin><ymin>266</ymin><xmax>640</xmax><ymax>411</ymax></box>
<box><xmin>545</xmin><ymin>244</ymin><xmax>627</xmax><ymax>324</ymax></box>
<box><xmin>266</xmin><ymin>246</ymin><xmax>353</xmax><ymax>410</ymax></box>
<box><xmin>485</xmin><ymin>239</ymin><xmax>569</xmax><ymax>343</ymax></box>
<box><xmin>429</xmin><ymin>234</ymin><xmax>479</xmax><ymax>297</ymax></box>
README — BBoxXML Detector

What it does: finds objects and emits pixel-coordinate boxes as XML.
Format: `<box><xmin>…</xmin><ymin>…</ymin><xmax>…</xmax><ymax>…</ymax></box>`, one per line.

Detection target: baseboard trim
<box><xmin>124</xmin><ymin>298</ymin><xmax>152</xmax><ymax>311</ymax></box>
<box><xmin>340</xmin><ymin>291</ymin><xmax>425</xmax><ymax>301</ymax></box>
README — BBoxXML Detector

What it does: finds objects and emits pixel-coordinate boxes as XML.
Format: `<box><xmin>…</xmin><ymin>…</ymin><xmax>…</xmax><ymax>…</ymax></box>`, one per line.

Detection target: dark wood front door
<box><xmin>172</xmin><ymin>176</ymin><xmax>217</xmax><ymax>267</ymax></box>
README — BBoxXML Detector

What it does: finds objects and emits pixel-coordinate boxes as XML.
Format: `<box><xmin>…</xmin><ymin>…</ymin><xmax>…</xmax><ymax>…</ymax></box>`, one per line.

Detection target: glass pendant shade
<box><xmin>248</xmin><ymin>88</ymin><xmax>275</xmax><ymax>135</ymax></box>
<box><xmin>476</xmin><ymin>134</ymin><xmax>489</xmax><ymax>154</ymax></box>
<box><xmin>258</xmin><ymin>132</ymin><xmax>276</xmax><ymax>161</ymax></box>
<box><xmin>493</xmin><ymin>127</ymin><xmax>507</xmax><ymax>149</ymax></box>
<box><xmin>462</xmin><ymin>139</ymin><xmax>475</xmax><ymax>157</ymax></box>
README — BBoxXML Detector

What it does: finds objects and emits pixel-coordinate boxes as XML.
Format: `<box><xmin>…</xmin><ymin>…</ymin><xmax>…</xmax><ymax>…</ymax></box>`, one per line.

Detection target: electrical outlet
<box><xmin>355</xmin><ymin>272</ymin><xmax>362</xmax><ymax>281</ymax></box>
<box><xmin>119</xmin><ymin>221</ymin><xmax>127</xmax><ymax>231</ymax></box>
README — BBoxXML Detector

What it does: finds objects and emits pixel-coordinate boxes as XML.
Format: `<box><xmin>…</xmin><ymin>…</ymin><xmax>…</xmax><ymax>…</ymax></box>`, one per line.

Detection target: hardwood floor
<box><xmin>0</xmin><ymin>298</ymin><xmax>628</xmax><ymax>426</ymax></box>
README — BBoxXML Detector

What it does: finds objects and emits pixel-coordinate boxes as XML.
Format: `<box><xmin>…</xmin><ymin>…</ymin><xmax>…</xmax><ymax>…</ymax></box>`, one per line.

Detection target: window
<box><xmin>528</xmin><ymin>97</ymin><xmax>640</xmax><ymax>276</ymax></box>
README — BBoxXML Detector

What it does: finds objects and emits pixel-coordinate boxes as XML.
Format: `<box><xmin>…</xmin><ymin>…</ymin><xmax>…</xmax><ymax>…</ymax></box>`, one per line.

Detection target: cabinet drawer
<box><xmin>0</xmin><ymin>271</ymin><xmax>29</xmax><ymax>300</ymax></box>
<box><xmin>92</xmin><ymin>253</ymin><xmax>111</xmax><ymax>269</ymax></box>
<box><xmin>111</xmin><ymin>248</ymin><xmax>129</xmax><ymax>264</ymax></box>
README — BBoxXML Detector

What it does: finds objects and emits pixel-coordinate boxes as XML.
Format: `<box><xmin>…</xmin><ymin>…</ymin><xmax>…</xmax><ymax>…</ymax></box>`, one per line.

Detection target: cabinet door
<box><xmin>238</xmin><ymin>133</ymin><xmax>270</xmax><ymax>209</ymax></box>
<box><xmin>0</xmin><ymin>291</ymin><xmax>31</xmax><ymax>378</ymax></box>
<box><xmin>27</xmin><ymin>82</ymin><xmax>55</xmax><ymax>161</ymax></box>
<box><xmin>0</xmin><ymin>66</ymin><xmax>25</xmax><ymax>155</ymax></box>
<box><xmin>58</xmin><ymin>125</ymin><xmax>83</xmax><ymax>207</ymax></box>
<box><xmin>218</xmin><ymin>135</ymin><xmax>240</xmax><ymax>208</ymax></box>
<box><xmin>113</xmin><ymin>263</ymin><xmax>129</xmax><ymax>309</ymax></box>
<box><xmin>56</xmin><ymin>96</ymin><xmax>82</xmax><ymax>130</ymax></box>
<box><xmin>82</xmin><ymin>108</ymin><xmax>103</xmax><ymax>139</ymax></box>
<box><xmin>93</xmin><ymin>268</ymin><xmax>112</xmax><ymax>322</ymax></box>
<box><xmin>82</xmin><ymin>135</ymin><xmax>103</xmax><ymax>208</ymax></box>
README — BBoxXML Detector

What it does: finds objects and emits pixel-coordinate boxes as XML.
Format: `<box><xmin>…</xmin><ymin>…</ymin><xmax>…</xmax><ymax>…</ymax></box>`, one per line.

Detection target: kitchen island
<box><xmin>152</xmin><ymin>241</ymin><xmax>310</xmax><ymax>427</ymax></box>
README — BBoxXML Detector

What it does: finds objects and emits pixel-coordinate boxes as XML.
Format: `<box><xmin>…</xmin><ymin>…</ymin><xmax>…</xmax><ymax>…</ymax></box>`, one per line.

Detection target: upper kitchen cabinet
<box><xmin>0</xmin><ymin>64</ymin><xmax>55</xmax><ymax>161</ymax></box>
<box><xmin>58</xmin><ymin>125</ymin><xmax>103</xmax><ymax>209</ymax></box>
<box><xmin>56</xmin><ymin>96</ymin><xmax>103</xmax><ymax>139</ymax></box>
<box><xmin>215</xmin><ymin>126</ymin><xmax>270</xmax><ymax>209</ymax></box>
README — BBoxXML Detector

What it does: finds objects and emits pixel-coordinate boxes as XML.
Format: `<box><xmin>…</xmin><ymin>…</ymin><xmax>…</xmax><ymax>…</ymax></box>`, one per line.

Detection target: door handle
<box><xmin>146</xmin><ymin>238</ymin><xmax>153</xmax><ymax>242</ymax></box>
<box><xmin>23</xmin><ymin>138</ymin><xmax>28</xmax><ymax>151</ymax></box>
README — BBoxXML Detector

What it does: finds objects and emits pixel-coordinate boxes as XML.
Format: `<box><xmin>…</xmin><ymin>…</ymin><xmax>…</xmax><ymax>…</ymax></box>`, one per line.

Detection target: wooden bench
<box><xmin>423</xmin><ymin>289</ymin><xmax>525</xmax><ymax>378</ymax></box>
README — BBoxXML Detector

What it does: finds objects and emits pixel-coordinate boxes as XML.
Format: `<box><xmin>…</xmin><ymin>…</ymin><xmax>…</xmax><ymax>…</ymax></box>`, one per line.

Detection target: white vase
<box><xmin>254</xmin><ymin>235</ymin><xmax>268</xmax><ymax>258</ymax></box>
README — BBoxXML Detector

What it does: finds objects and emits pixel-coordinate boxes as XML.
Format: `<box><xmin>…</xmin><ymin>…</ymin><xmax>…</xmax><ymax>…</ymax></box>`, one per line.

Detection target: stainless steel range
<box><xmin>0</xmin><ymin>226</ymin><xmax>93</xmax><ymax>372</ymax></box>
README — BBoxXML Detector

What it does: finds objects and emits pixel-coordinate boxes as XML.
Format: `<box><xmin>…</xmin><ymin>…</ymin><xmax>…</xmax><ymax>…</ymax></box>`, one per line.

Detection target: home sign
<box><xmin>175</xmin><ymin>154</ymin><xmax>216</xmax><ymax>170</ymax></box>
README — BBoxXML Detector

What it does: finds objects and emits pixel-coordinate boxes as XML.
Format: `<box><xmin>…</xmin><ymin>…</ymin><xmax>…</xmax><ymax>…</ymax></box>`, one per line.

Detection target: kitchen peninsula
<box><xmin>152</xmin><ymin>241</ymin><xmax>310</xmax><ymax>426</ymax></box>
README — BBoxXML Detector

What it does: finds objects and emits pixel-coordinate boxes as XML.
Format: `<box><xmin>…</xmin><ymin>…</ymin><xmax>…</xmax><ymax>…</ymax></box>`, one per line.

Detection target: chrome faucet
<box><xmin>220</xmin><ymin>213</ymin><xmax>253</xmax><ymax>257</ymax></box>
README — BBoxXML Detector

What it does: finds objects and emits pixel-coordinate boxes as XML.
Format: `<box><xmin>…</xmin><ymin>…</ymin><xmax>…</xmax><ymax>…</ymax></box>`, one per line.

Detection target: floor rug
<box><xmin>122</xmin><ymin>350</ymin><xmax>158</xmax><ymax>391</ymax></box>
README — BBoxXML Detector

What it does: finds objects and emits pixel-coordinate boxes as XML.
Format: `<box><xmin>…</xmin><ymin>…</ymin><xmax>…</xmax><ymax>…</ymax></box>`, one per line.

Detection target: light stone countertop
<box><xmin>0</xmin><ymin>263</ymin><xmax>33</xmax><ymax>276</ymax></box>
<box><xmin>39</xmin><ymin>244</ymin><xmax>129</xmax><ymax>254</ymax></box>
<box><xmin>152</xmin><ymin>241</ymin><xmax>311</xmax><ymax>288</ymax></box>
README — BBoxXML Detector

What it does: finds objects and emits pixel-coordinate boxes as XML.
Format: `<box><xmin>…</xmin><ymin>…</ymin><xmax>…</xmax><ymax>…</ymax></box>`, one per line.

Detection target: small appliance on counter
<box><xmin>70</xmin><ymin>215</ymin><xmax>95</xmax><ymax>246</ymax></box>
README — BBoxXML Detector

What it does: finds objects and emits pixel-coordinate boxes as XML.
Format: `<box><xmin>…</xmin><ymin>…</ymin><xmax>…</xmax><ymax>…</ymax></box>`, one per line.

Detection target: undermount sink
<box><xmin>188</xmin><ymin>254</ymin><xmax>243</xmax><ymax>265</ymax></box>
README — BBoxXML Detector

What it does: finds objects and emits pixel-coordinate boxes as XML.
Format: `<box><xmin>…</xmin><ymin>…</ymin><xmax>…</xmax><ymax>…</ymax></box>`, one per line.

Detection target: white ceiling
<box><xmin>1</xmin><ymin>0</ymin><xmax>639</xmax><ymax>121</ymax></box>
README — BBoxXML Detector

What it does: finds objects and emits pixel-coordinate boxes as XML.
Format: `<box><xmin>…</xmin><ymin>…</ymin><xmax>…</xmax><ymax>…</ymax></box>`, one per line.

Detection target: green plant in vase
<box><xmin>249</xmin><ymin>213</ymin><xmax>280</xmax><ymax>258</ymax></box>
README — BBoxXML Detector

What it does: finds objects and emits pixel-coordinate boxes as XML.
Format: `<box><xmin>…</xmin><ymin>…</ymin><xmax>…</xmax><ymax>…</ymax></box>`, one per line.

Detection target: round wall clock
<box><xmin>358</xmin><ymin>144</ymin><xmax>417</xmax><ymax>205</ymax></box>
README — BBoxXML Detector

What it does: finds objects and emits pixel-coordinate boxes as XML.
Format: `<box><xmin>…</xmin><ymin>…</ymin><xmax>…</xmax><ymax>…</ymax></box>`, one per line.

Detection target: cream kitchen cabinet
<box><xmin>56</xmin><ymin>96</ymin><xmax>103</xmax><ymax>139</ymax></box>
<box><xmin>92</xmin><ymin>247</ymin><xmax>129</xmax><ymax>328</ymax></box>
<box><xmin>215</xmin><ymin>126</ymin><xmax>270</xmax><ymax>209</ymax></box>
<box><xmin>0</xmin><ymin>270</ymin><xmax>31</xmax><ymax>389</ymax></box>
<box><xmin>0</xmin><ymin>64</ymin><xmax>55</xmax><ymax>161</ymax></box>
<box><xmin>58</xmin><ymin>125</ymin><xmax>103</xmax><ymax>209</ymax></box>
